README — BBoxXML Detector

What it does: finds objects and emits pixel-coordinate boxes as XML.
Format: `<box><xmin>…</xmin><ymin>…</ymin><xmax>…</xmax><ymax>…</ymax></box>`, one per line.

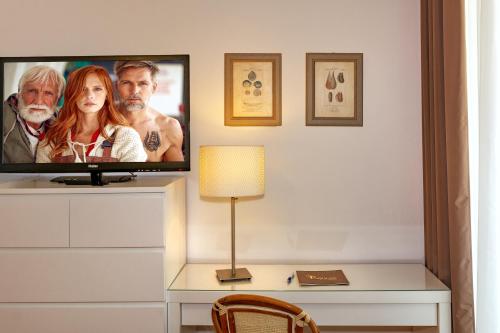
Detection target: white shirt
<box><xmin>17</xmin><ymin>114</ymin><xmax>46</xmax><ymax>156</ymax></box>
<box><xmin>36</xmin><ymin>124</ymin><xmax>147</xmax><ymax>163</ymax></box>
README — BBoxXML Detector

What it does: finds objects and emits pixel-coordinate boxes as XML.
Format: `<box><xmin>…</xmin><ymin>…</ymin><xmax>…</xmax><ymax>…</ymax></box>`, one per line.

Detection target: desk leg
<box><xmin>413</xmin><ymin>302</ymin><xmax>451</xmax><ymax>333</ymax></box>
<box><xmin>168</xmin><ymin>302</ymin><xmax>181</xmax><ymax>333</ymax></box>
<box><xmin>438</xmin><ymin>302</ymin><xmax>451</xmax><ymax>333</ymax></box>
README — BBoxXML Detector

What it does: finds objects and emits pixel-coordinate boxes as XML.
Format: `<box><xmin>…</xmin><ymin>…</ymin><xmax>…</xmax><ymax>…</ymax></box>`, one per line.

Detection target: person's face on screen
<box><xmin>18</xmin><ymin>80</ymin><xmax>58</xmax><ymax>124</ymax></box>
<box><xmin>117</xmin><ymin>67</ymin><xmax>157</xmax><ymax>112</ymax></box>
<box><xmin>76</xmin><ymin>73</ymin><xmax>107</xmax><ymax>114</ymax></box>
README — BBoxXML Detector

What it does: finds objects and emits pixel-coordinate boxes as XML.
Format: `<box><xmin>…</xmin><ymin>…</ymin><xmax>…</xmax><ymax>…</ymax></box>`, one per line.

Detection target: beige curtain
<box><xmin>420</xmin><ymin>0</ymin><xmax>475</xmax><ymax>332</ymax></box>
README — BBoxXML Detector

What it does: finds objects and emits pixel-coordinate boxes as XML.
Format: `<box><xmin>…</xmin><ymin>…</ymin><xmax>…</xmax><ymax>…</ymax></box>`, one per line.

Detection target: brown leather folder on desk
<box><xmin>296</xmin><ymin>270</ymin><xmax>350</xmax><ymax>286</ymax></box>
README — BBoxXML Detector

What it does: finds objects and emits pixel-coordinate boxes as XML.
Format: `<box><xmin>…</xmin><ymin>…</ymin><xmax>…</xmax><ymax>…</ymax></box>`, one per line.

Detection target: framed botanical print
<box><xmin>225</xmin><ymin>53</ymin><xmax>282</xmax><ymax>126</ymax></box>
<box><xmin>306</xmin><ymin>53</ymin><xmax>363</xmax><ymax>126</ymax></box>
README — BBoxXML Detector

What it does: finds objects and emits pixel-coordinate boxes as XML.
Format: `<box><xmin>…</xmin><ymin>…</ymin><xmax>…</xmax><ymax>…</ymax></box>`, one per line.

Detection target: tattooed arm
<box><xmin>162</xmin><ymin>117</ymin><xmax>184</xmax><ymax>162</ymax></box>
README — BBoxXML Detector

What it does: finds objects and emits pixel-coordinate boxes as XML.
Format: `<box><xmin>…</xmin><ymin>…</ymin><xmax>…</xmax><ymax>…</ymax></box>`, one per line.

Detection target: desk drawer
<box><xmin>0</xmin><ymin>303</ymin><xmax>165</xmax><ymax>333</ymax></box>
<box><xmin>181</xmin><ymin>303</ymin><xmax>438</xmax><ymax>326</ymax></box>
<box><xmin>303</xmin><ymin>303</ymin><xmax>437</xmax><ymax>326</ymax></box>
<box><xmin>0</xmin><ymin>249</ymin><xmax>164</xmax><ymax>302</ymax></box>
<box><xmin>70</xmin><ymin>194</ymin><xmax>164</xmax><ymax>247</ymax></box>
<box><xmin>0</xmin><ymin>195</ymin><xmax>69</xmax><ymax>247</ymax></box>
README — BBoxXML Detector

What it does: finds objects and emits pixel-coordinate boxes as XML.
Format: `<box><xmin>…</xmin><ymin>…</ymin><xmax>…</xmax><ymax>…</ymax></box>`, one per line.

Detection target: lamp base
<box><xmin>216</xmin><ymin>268</ymin><xmax>252</xmax><ymax>282</ymax></box>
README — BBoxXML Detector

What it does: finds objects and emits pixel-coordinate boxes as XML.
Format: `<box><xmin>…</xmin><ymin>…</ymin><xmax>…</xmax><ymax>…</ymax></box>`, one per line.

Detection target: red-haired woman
<box><xmin>36</xmin><ymin>65</ymin><xmax>147</xmax><ymax>163</ymax></box>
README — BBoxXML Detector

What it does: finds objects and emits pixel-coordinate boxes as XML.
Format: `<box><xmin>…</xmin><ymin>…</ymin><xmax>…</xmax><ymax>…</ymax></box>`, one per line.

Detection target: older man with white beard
<box><xmin>2</xmin><ymin>65</ymin><xmax>65</xmax><ymax>163</ymax></box>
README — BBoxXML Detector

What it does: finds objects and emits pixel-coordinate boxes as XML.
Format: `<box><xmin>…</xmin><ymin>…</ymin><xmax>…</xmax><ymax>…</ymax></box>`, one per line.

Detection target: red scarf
<box><xmin>21</xmin><ymin>118</ymin><xmax>46</xmax><ymax>141</ymax></box>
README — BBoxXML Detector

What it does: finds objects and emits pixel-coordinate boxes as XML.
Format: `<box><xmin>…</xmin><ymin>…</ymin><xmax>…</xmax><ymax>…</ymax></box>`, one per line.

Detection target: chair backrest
<box><xmin>212</xmin><ymin>294</ymin><xmax>320</xmax><ymax>333</ymax></box>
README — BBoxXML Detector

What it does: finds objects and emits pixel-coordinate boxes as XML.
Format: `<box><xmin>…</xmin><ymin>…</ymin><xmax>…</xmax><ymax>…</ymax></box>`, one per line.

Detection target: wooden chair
<box><xmin>212</xmin><ymin>294</ymin><xmax>320</xmax><ymax>333</ymax></box>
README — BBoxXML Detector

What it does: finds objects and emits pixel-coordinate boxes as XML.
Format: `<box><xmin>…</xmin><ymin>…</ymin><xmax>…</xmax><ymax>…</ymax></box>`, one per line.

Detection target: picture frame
<box><xmin>225</xmin><ymin>53</ymin><xmax>282</xmax><ymax>126</ymax></box>
<box><xmin>306</xmin><ymin>53</ymin><xmax>363</xmax><ymax>126</ymax></box>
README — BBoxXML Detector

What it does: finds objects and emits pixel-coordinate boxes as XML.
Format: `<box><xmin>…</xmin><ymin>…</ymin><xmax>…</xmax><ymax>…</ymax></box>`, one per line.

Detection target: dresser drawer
<box><xmin>0</xmin><ymin>303</ymin><xmax>165</xmax><ymax>333</ymax></box>
<box><xmin>0</xmin><ymin>195</ymin><xmax>69</xmax><ymax>247</ymax></box>
<box><xmin>70</xmin><ymin>194</ymin><xmax>164</xmax><ymax>247</ymax></box>
<box><xmin>0</xmin><ymin>249</ymin><xmax>164</xmax><ymax>302</ymax></box>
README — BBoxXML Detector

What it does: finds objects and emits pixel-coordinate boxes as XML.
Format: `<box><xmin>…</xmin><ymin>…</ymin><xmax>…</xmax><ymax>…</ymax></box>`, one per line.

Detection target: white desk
<box><xmin>167</xmin><ymin>264</ymin><xmax>450</xmax><ymax>333</ymax></box>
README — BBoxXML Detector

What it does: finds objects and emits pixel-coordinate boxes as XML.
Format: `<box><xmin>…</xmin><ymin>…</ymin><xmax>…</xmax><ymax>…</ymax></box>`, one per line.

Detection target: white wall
<box><xmin>0</xmin><ymin>0</ymin><xmax>423</xmax><ymax>264</ymax></box>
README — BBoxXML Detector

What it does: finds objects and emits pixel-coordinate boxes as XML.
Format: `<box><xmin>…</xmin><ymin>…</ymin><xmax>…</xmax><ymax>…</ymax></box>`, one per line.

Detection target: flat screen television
<box><xmin>0</xmin><ymin>55</ymin><xmax>190</xmax><ymax>185</ymax></box>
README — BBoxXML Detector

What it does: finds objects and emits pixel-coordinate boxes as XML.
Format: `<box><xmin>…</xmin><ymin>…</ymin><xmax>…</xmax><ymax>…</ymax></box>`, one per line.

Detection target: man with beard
<box><xmin>2</xmin><ymin>65</ymin><xmax>65</xmax><ymax>163</ymax></box>
<box><xmin>114</xmin><ymin>61</ymin><xmax>184</xmax><ymax>162</ymax></box>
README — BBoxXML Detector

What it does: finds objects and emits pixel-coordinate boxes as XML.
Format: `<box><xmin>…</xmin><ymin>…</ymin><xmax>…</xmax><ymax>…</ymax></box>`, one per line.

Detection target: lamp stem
<box><xmin>231</xmin><ymin>197</ymin><xmax>237</xmax><ymax>276</ymax></box>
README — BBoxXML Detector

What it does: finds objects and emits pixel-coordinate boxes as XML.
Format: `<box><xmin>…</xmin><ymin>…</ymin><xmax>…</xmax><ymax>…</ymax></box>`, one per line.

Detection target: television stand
<box><xmin>0</xmin><ymin>176</ymin><xmax>186</xmax><ymax>333</ymax></box>
<box><xmin>51</xmin><ymin>172</ymin><xmax>135</xmax><ymax>186</ymax></box>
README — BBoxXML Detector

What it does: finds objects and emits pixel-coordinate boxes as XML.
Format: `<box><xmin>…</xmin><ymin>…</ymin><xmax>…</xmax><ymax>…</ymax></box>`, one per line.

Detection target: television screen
<box><xmin>0</xmin><ymin>55</ymin><xmax>190</xmax><ymax>176</ymax></box>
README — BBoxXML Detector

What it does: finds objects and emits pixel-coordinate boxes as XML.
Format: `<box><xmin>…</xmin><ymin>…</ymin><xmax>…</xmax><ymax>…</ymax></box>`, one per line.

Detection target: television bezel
<box><xmin>0</xmin><ymin>54</ymin><xmax>190</xmax><ymax>173</ymax></box>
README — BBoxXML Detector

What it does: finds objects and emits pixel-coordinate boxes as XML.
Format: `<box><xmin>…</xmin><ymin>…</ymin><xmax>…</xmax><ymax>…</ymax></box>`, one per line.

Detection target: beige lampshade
<box><xmin>199</xmin><ymin>146</ymin><xmax>265</xmax><ymax>198</ymax></box>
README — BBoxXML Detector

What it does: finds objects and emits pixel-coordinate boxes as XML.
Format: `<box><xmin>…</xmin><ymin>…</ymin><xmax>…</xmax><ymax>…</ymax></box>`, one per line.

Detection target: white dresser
<box><xmin>0</xmin><ymin>176</ymin><xmax>186</xmax><ymax>333</ymax></box>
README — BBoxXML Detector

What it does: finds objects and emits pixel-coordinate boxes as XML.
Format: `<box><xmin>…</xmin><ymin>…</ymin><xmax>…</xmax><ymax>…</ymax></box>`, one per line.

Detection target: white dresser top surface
<box><xmin>0</xmin><ymin>175</ymin><xmax>184</xmax><ymax>194</ymax></box>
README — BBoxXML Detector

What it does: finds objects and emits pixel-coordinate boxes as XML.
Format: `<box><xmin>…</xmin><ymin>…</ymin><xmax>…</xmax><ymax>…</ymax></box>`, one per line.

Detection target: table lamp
<box><xmin>199</xmin><ymin>145</ymin><xmax>265</xmax><ymax>282</ymax></box>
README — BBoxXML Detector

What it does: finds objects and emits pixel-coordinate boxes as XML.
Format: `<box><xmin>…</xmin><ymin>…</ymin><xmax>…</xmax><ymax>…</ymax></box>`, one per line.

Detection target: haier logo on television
<box><xmin>88</xmin><ymin>165</ymin><xmax>98</xmax><ymax>169</ymax></box>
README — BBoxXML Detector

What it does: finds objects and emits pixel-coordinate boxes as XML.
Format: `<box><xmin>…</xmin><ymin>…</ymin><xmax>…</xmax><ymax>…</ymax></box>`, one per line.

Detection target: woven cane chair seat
<box><xmin>212</xmin><ymin>294</ymin><xmax>320</xmax><ymax>333</ymax></box>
